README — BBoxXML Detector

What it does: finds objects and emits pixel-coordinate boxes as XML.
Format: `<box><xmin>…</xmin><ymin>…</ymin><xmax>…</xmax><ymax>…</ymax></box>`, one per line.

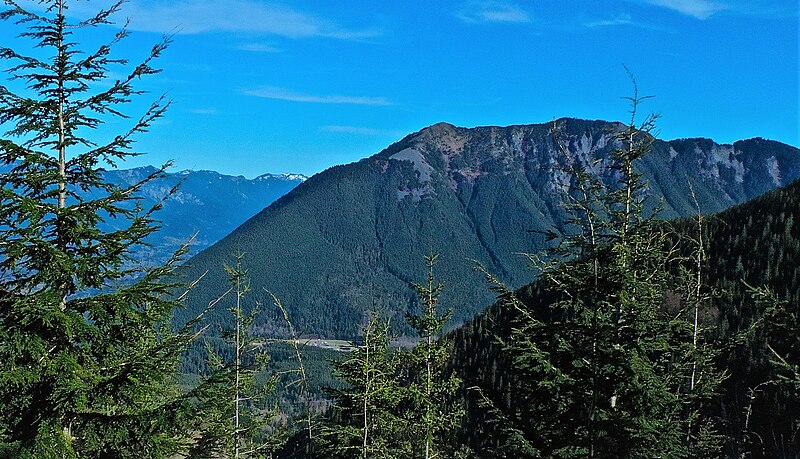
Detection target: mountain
<box><xmin>97</xmin><ymin>167</ymin><xmax>306</xmax><ymax>264</ymax></box>
<box><xmin>450</xmin><ymin>178</ymin><xmax>800</xmax><ymax>458</ymax></box>
<box><xmin>0</xmin><ymin>162</ymin><xmax>306</xmax><ymax>265</ymax></box>
<box><xmin>177</xmin><ymin>118</ymin><xmax>800</xmax><ymax>339</ymax></box>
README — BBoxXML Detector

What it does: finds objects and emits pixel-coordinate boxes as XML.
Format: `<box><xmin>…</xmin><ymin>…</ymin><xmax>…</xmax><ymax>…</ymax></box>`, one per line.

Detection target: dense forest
<box><xmin>451</xmin><ymin>178</ymin><xmax>800</xmax><ymax>458</ymax></box>
<box><xmin>0</xmin><ymin>1</ymin><xmax>798</xmax><ymax>458</ymax></box>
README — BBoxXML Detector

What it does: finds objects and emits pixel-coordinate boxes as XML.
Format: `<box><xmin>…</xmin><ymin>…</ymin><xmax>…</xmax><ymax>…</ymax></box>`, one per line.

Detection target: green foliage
<box><xmin>0</xmin><ymin>1</ymin><xmax>197</xmax><ymax>456</ymax></box>
<box><xmin>748</xmin><ymin>285</ymin><xmax>800</xmax><ymax>389</ymax></box>
<box><xmin>671</xmin><ymin>179</ymin><xmax>800</xmax><ymax>457</ymax></box>
<box><xmin>453</xmin><ymin>178</ymin><xmax>800</xmax><ymax>459</ymax></box>
<box><xmin>458</xmin><ymin>90</ymin><xmax>724</xmax><ymax>458</ymax></box>
<box><xmin>189</xmin><ymin>254</ymin><xmax>284</xmax><ymax>458</ymax></box>
<box><xmin>312</xmin><ymin>255</ymin><xmax>468</xmax><ymax>459</ymax></box>
<box><xmin>731</xmin><ymin>282</ymin><xmax>800</xmax><ymax>457</ymax></box>
<box><xmin>402</xmin><ymin>254</ymin><xmax>466</xmax><ymax>459</ymax></box>
<box><xmin>320</xmin><ymin>312</ymin><xmax>408</xmax><ymax>458</ymax></box>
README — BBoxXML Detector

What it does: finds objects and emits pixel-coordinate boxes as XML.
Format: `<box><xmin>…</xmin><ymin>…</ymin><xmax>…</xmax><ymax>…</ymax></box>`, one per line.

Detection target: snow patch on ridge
<box><xmin>256</xmin><ymin>173</ymin><xmax>307</xmax><ymax>182</ymax></box>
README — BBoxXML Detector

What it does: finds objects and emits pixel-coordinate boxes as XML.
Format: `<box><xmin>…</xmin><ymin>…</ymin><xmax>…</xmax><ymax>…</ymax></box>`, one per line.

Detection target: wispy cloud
<box><xmin>320</xmin><ymin>125</ymin><xmax>388</xmax><ymax>136</ymax></box>
<box><xmin>236</xmin><ymin>42</ymin><xmax>283</xmax><ymax>53</ymax></box>
<box><xmin>640</xmin><ymin>0</ymin><xmax>728</xmax><ymax>19</ymax></box>
<box><xmin>584</xmin><ymin>12</ymin><xmax>663</xmax><ymax>30</ymax></box>
<box><xmin>125</xmin><ymin>0</ymin><xmax>381</xmax><ymax>39</ymax></box>
<box><xmin>242</xmin><ymin>87</ymin><xmax>392</xmax><ymax>106</ymax></box>
<box><xmin>17</xmin><ymin>0</ymin><xmax>381</xmax><ymax>39</ymax></box>
<box><xmin>457</xmin><ymin>1</ymin><xmax>531</xmax><ymax>24</ymax></box>
<box><xmin>189</xmin><ymin>108</ymin><xmax>217</xmax><ymax>115</ymax></box>
<box><xmin>585</xmin><ymin>13</ymin><xmax>635</xmax><ymax>27</ymax></box>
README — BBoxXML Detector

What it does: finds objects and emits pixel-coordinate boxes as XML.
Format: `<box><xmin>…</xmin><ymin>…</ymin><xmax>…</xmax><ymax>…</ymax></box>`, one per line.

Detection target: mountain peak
<box><xmin>179</xmin><ymin>120</ymin><xmax>800</xmax><ymax>339</ymax></box>
<box><xmin>426</xmin><ymin>121</ymin><xmax>458</xmax><ymax>131</ymax></box>
<box><xmin>256</xmin><ymin>172</ymin><xmax>308</xmax><ymax>182</ymax></box>
<box><xmin>411</xmin><ymin>122</ymin><xmax>461</xmax><ymax>144</ymax></box>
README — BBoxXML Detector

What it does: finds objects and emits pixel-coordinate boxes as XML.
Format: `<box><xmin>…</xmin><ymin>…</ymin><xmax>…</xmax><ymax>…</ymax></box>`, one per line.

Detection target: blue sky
<box><xmin>3</xmin><ymin>0</ymin><xmax>799</xmax><ymax>177</ymax></box>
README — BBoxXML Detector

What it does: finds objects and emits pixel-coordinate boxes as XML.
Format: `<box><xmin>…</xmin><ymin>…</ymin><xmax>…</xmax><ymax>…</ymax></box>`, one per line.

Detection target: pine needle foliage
<box><xmin>493</xmin><ymin>85</ymin><xmax>723</xmax><ymax>458</ymax></box>
<box><xmin>402</xmin><ymin>253</ymin><xmax>465</xmax><ymax>459</ymax></box>
<box><xmin>0</xmin><ymin>1</ymin><xmax>198</xmax><ymax>456</ymax></box>
<box><xmin>741</xmin><ymin>283</ymin><xmax>800</xmax><ymax>452</ymax></box>
<box><xmin>321</xmin><ymin>312</ymin><xmax>408</xmax><ymax>459</ymax></box>
<box><xmin>189</xmin><ymin>254</ymin><xmax>283</xmax><ymax>459</ymax></box>
<box><xmin>319</xmin><ymin>256</ymin><xmax>468</xmax><ymax>459</ymax></box>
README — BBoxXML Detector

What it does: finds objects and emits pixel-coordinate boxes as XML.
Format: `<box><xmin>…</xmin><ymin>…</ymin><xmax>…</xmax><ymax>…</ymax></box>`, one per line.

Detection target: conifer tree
<box><xmin>670</xmin><ymin>192</ymin><xmax>725</xmax><ymax>456</ymax></box>
<box><xmin>270</xmin><ymin>291</ymin><xmax>317</xmax><ymax>456</ymax></box>
<box><xmin>742</xmin><ymin>284</ymin><xmax>800</xmax><ymax>453</ymax></box>
<box><xmin>0</xmin><ymin>1</ymin><xmax>197</xmax><ymax>456</ymax></box>
<box><xmin>490</xmin><ymin>85</ymin><xmax>723</xmax><ymax>458</ymax></box>
<box><xmin>320</xmin><ymin>257</ymin><xmax>467</xmax><ymax>459</ymax></box>
<box><xmin>190</xmin><ymin>254</ymin><xmax>283</xmax><ymax>458</ymax></box>
<box><xmin>321</xmin><ymin>312</ymin><xmax>408</xmax><ymax>459</ymax></box>
<box><xmin>403</xmin><ymin>254</ymin><xmax>464</xmax><ymax>458</ymax></box>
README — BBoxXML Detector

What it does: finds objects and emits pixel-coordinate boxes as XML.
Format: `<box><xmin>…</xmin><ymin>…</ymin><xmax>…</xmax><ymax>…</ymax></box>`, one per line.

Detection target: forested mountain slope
<box><xmin>451</xmin><ymin>178</ymin><xmax>800</xmax><ymax>458</ymax></box>
<box><xmin>178</xmin><ymin>119</ymin><xmax>800</xmax><ymax>338</ymax></box>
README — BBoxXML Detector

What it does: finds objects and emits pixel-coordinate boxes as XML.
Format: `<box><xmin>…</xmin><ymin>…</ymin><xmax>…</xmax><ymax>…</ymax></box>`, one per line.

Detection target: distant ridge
<box><xmin>177</xmin><ymin>118</ymin><xmax>800</xmax><ymax>339</ymax></box>
<box><xmin>0</xmin><ymin>162</ymin><xmax>306</xmax><ymax>265</ymax></box>
<box><xmin>101</xmin><ymin>167</ymin><xmax>306</xmax><ymax>264</ymax></box>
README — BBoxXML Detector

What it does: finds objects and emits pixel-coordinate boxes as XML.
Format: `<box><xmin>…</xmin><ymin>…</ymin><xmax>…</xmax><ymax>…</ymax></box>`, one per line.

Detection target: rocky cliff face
<box><xmin>382</xmin><ymin>119</ymin><xmax>798</xmax><ymax>216</ymax></box>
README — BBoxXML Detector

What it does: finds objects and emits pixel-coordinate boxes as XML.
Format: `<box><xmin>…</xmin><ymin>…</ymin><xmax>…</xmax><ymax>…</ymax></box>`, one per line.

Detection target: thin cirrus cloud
<box><xmin>24</xmin><ymin>0</ymin><xmax>382</xmax><ymax>39</ymax></box>
<box><xmin>236</xmin><ymin>43</ymin><xmax>283</xmax><ymax>53</ymax></box>
<box><xmin>320</xmin><ymin>126</ymin><xmax>387</xmax><ymax>136</ymax></box>
<box><xmin>188</xmin><ymin>108</ymin><xmax>218</xmax><ymax>115</ymax></box>
<box><xmin>457</xmin><ymin>1</ymin><xmax>531</xmax><ymax>24</ymax></box>
<box><xmin>640</xmin><ymin>0</ymin><xmax>728</xmax><ymax>19</ymax></box>
<box><xmin>583</xmin><ymin>12</ymin><xmax>663</xmax><ymax>30</ymax></box>
<box><xmin>585</xmin><ymin>13</ymin><xmax>635</xmax><ymax>27</ymax></box>
<box><xmin>242</xmin><ymin>87</ymin><xmax>392</xmax><ymax>106</ymax></box>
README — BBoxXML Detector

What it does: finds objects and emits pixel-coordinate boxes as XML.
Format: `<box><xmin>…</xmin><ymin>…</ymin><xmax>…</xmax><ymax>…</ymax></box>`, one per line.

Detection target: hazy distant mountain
<box><xmin>98</xmin><ymin>167</ymin><xmax>306</xmax><ymax>264</ymax></box>
<box><xmin>177</xmin><ymin>119</ymin><xmax>800</xmax><ymax>339</ymax></box>
<box><xmin>0</xmin><ymin>163</ymin><xmax>305</xmax><ymax>265</ymax></box>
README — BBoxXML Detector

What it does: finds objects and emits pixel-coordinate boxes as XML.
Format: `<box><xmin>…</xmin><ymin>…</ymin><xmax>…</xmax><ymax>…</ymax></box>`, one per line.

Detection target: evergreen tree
<box><xmin>270</xmin><ymin>291</ymin><xmax>317</xmax><ymax>457</ymax></box>
<box><xmin>190</xmin><ymin>254</ymin><xmax>283</xmax><ymax>458</ymax></box>
<box><xmin>319</xmin><ymin>256</ymin><xmax>467</xmax><ymax>459</ymax></box>
<box><xmin>0</xmin><ymin>1</ymin><xmax>197</xmax><ymax>456</ymax></box>
<box><xmin>488</xmin><ymin>86</ymin><xmax>723</xmax><ymax>458</ymax></box>
<box><xmin>402</xmin><ymin>254</ymin><xmax>465</xmax><ymax>458</ymax></box>
<box><xmin>321</xmin><ymin>312</ymin><xmax>408</xmax><ymax>459</ymax></box>
<box><xmin>741</xmin><ymin>284</ymin><xmax>800</xmax><ymax>455</ymax></box>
